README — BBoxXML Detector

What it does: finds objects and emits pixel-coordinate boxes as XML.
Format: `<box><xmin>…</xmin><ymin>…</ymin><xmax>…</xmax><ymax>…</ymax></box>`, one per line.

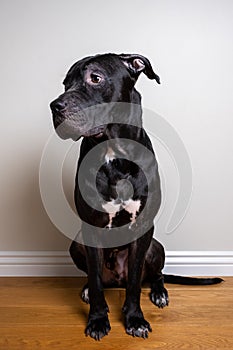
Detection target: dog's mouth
<box><xmin>51</xmin><ymin>100</ymin><xmax>106</xmax><ymax>140</ymax></box>
<box><xmin>56</xmin><ymin>124</ymin><xmax>106</xmax><ymax>141</ymax></box>
<box><xmin>83</xmin><ymin>125</ymin><xmax>106</xmax><ymax>138</ymax></box>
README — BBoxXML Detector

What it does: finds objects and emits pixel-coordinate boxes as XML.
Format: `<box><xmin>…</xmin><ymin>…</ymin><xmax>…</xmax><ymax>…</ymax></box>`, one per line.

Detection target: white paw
<box><xmin>81</xmin><ymin>287</ymin><xmax>89</xmax><ymax>304</ymax></box>
<box><xmin>150</xmin><ymin>292</ymin><xmax>169</xmax><ymax>308</ymax></box>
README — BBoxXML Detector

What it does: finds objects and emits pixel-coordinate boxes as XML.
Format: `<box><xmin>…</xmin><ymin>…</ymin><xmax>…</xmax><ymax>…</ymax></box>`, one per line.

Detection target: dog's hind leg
<box><xmin>149</xmin><ymin>274</ymin><xmax>169</xmax><ymax>308</ymax></box>
<box><xmin>69</xmin><ymin>239</ymin><xmax>88</xmax><ymax>273</ymax></box>
<box><xmin>144</xmin><ymin>238</ymin><xmax>169</xmax><ymax>308</ymax></box>
<box><xmin>69</xmin><ymin>239</ymin><xmax>89</xmax><ymax>303</ymax></box>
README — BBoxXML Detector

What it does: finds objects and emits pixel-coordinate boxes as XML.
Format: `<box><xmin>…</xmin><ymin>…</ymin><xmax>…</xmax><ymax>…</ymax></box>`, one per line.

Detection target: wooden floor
<box><xmin>0</xmin><ymin>277</ymin><xmax>232</xmax><ymax>350</ymax></box>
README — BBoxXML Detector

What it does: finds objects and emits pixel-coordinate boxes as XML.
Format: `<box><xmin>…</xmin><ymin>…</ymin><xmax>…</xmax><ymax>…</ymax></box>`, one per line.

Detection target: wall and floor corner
<box><xmin>0</xmin><ymin>1</ymin><xmax>233</xmax><ymax>277</ymax></box>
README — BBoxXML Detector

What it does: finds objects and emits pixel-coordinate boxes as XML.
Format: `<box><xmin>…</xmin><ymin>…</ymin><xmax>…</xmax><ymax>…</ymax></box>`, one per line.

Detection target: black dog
<box><xmin>50</xmin><ymin>53</ymin><xmax>223</xmax><ymax>340</ymax></box>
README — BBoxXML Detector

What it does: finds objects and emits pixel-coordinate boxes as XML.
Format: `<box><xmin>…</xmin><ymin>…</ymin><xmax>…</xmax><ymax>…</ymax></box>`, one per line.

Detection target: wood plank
<box><xmin>0</xmin><ymin>277</ymin><xmax>232</xmax><ymax>350</ymax></box>
<box><xmin>0</xmin><ymin>325</ymin><xmax>232</xmax><ymax>350</ymax></box>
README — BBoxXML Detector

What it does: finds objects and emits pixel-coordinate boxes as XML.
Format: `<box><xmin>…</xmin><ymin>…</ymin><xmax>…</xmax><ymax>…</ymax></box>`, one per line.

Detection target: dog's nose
<box><xmin>50</xmin><ymin>99</ymin><xmax>67</xmax><ymax>113</ymax></box>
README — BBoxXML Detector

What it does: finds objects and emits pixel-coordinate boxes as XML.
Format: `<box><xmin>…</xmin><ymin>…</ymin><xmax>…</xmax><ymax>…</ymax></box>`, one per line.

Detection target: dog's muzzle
<box><xmin>50</xmin><ymin>98</ymin><xmax>106</xmax><ymax>140</ymax></box>
<box><xmin>50</xmin><ymin>99</ymin><xmax>67</xmax><ymax>128</ymax></box>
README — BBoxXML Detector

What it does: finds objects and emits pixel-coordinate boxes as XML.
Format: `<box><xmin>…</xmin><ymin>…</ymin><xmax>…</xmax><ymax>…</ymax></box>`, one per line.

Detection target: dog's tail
<box><xmin>163</xmin><ymin>274</ymin><xmax>224</xmax><ymax>285</ymax></box>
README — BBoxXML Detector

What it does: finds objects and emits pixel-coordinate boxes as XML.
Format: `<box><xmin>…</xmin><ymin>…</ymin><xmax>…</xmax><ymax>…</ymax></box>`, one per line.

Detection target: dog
<box><xmin>50</xmin><ymin>53</ymin><xmax>223</xmax><ymax>340</ymax></box>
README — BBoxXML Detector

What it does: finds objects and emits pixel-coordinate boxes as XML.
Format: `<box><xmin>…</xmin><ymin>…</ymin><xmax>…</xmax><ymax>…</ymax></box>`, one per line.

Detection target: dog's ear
<box><xmin>119</xmin><ymin>54</ymin><xmax>160</xmax><ymax>84</ymax></box>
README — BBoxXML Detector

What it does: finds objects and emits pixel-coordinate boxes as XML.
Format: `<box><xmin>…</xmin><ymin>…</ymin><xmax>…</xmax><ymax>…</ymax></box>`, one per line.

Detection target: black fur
<box><xmin>50</xmin><ymin>53</ymin><xmax>223</xmax><ymax>340</ymax></box>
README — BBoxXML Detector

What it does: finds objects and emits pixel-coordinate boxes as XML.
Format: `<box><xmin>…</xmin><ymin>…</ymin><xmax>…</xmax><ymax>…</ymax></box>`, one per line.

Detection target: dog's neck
<box><xmin>89</xmin><ymin>88</ymin><xmax>143</xmax><ymax>143</ymax></box>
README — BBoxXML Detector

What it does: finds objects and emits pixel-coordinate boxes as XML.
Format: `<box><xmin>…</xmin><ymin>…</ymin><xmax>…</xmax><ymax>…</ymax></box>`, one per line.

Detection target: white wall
<box><xmin>1</xmin><ymin>0</ymin><xmax>233</xmax><ymax>258</ymax></box>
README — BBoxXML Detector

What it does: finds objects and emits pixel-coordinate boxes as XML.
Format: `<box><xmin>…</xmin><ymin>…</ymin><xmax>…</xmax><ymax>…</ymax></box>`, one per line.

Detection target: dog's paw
<box><xmin>81</xmin><ymin>286</ymin><xmax>89</xmax><ymax>304</ymax></box>
<box><xmin>85</xmin><ymin>315</ymin><xmax>111</xmax><ymax>340</ymax></box>
<box><xmin>150</xmin><ymin>288</ymin><xmax>169</xmax><ymax>308</ymax></box>
<box><xmin>125</xmin><ymin>316</ymin><xmax>152</xmax><ymax>338</ymax></box>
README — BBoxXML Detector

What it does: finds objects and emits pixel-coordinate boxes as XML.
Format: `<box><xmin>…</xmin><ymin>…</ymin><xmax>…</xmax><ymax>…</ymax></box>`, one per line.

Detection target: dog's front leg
<box><xmin>123</xmin><ymin>228</ymin><xmax>153</xmax><ymax>338</ymax></box>
<box><xmin>84</xmin><ymin>244</ymin><xmax>110</xmax><ymax>340</ymax></box>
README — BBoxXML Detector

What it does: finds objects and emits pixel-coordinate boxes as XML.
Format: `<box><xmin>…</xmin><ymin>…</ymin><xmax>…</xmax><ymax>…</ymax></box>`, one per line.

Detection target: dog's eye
<box><xmin>90</xmin><ymin>73</ymin><xmax>102</xmax><ymax>84</ymax></box>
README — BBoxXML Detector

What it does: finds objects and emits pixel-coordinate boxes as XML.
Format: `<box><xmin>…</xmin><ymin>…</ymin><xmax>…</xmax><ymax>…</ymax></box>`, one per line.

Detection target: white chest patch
<box><xmin>122</xmin><ymin>199</ymin><xmax>141</xmax><ymax>227</ymax></box>
<box><xmin>105</xmin><ymin>147</ymin><xmax>116</xmax><ymax>164</ymax></box>
<box><xmin>102</xmin><ymin>200</ymin><xmax>121</xmax><ymax>229</ymax></box>
<box><xmin>102</xmin><ymin>199</ymin><xmax>141</xmax><ymax>229</ymax></box>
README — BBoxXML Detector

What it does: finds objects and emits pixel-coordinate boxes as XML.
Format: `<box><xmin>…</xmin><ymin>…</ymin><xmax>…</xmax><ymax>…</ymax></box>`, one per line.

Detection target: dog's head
<box><xmin>50</xmin><ymin>53</ymin><xmax>160</xmax><ymax>140</ymax></box>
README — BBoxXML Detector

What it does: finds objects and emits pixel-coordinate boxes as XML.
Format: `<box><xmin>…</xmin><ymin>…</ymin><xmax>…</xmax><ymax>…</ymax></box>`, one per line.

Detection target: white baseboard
<box><xmin>0</xmin><ymin>251</ymin><xmax>232</xmax><ymax>277</ymax></box>
<box><xmin>163</xmin><ymin>251</ymin><xmax>233</xmax><ymax>276</ymax></box>
<box><xmin>0</xmin><ymin>251</ymin><xmax>82</xmax><ymax>277</ymax></box>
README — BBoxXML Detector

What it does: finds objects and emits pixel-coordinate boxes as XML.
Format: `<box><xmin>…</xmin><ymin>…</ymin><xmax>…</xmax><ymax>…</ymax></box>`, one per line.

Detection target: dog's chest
<box><xmin>102</xmin><ymin>198</ymin><xmax>141</xmax><ymax>229</ymax></box>
<box><xmin>100</xmin><ymin>150</ymin><xmax>142</xmax><ymax>229</ymax></box>
<box><xmin>105</xmin><ymin>147</ymin><xmax>116</xmax><ymax>164</ymax></box>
